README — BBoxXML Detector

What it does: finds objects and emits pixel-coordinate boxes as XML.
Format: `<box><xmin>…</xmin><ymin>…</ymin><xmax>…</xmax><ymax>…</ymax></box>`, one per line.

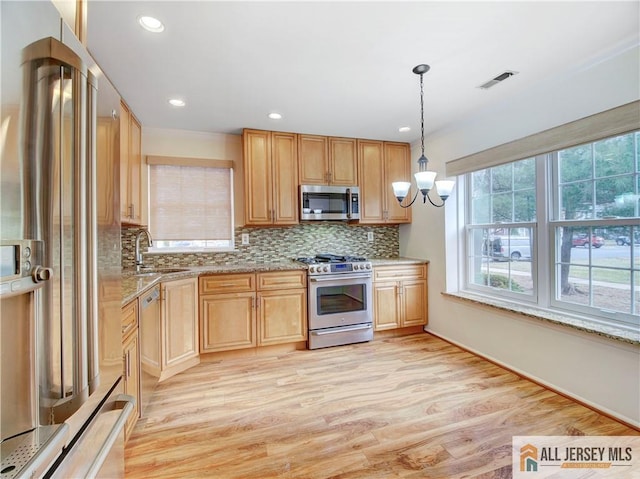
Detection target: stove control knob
<box><xmin>309</xmin><ymin>266</ymin><xmax>315</xmax><ymax>273</ymax></box>
<box><xmin>365</xmin><ymin>263</ymin><xmax>371</xmax><ymax>270</ymax></box>
<box><xmin>323</xmin><ymin>265</ymin><xmax>329</xmax><ymax>273</ymax></box>
<box><xmin>353</xmin><ymin>264</ymin><xmax>359</xmax><ymax>270</ymax></box>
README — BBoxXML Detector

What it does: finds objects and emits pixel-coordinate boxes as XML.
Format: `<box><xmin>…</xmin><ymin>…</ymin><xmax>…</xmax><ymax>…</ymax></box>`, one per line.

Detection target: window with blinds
<box><xmin>148</xmin><ymin>157</ymin><xmax>234</xmax><ymax>251</ymax></box>
<box><xmin>454</xmin><ymin>101</ymin><xmax>640</xmax><ymax>329</ymax></box>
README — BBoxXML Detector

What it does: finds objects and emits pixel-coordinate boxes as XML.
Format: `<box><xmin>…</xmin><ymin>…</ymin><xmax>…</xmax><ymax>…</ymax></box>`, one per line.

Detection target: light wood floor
<box><xmin>125</xmin><ymin>333</ymin><xmax>638</xmax><ymax>478</ymax></box>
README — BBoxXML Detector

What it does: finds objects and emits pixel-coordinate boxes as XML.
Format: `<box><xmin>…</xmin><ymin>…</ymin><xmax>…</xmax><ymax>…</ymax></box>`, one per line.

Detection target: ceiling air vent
<box><xmin>477</xmin><ymin>70</ymin><xmax>518</xmax><ymax>90</ymax></box>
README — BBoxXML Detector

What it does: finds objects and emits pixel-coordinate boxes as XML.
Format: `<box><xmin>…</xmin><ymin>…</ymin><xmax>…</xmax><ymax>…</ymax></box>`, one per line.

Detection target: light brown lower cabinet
<box><xmin>258</xmin><ymin>288</ymin><xmax>307</xmax><ymax>346</ymax></box>
<box><xmin>162</xmin><ymin>278</ymin><xmax>199</xmax><ymax>369</ymax></box>
<box><xmin>141</xmin><ymin>277</ymin><xmax>200</xmax><ymax>382</ymax></box>
<box><xmin>373</xmin><ymin>264</ymin><xmax>428</xmax><ymax>331</ymax></box>
<box><xmin>200</xmin><ymin>291</ymin><xmax>257</xmax><ymax>352</ymax></box>
<box><xmin>200</xmin><ymin>270</ymin><xmax>307</xmax><ymax>353</ymax></box>
<box><xmin>121</xmin><ymin>300</ymin><xmax>140</xmax><ymax>443</ymax></box>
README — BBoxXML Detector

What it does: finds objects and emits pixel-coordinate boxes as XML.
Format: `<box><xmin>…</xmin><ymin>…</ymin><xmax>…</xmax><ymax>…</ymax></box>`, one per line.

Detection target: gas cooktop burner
<box><xmin>296</xmin><ymin>254</ymin><xmax>367</xmax><ymax>264</ymax></box>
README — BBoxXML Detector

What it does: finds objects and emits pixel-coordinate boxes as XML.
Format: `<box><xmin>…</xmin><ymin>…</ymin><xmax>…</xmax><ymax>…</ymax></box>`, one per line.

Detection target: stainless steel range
<box><xmin>297</xmin><ymin>254</ymin><xmax>373</xmax><ymax>349</ymax></box>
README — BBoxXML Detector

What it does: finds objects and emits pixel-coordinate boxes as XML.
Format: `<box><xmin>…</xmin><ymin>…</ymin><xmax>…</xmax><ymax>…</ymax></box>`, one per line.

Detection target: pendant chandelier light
<box><xmin>392</xmin><ymin>64</ymin><xmax>455</xmax><ymax>208</ymax></box>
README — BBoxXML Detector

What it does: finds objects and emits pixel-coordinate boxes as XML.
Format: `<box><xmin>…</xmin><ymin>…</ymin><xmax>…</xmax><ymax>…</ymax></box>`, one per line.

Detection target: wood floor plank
<box><xmin>125</xmin><ymin>333</ymin><xmax>638</xmax><ymax>478</ymax></box>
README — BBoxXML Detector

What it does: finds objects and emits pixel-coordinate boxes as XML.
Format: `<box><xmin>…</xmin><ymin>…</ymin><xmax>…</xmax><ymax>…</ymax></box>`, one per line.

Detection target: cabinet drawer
<box><xmin>257</xmin><ymin>270</ymin><xmax>306</xmax><ymax>290</ymax></box>
<box><xmin>373</xmin><ymin>264</ymin><xmax>426</xmax><ymax>282</ymax></box>
<box><xmin>199</xmin><ymin>273</ymin><xmax>255</xmax><ymax>294</ymax></box>
<box><xmin>122</xmin><ymin>299</ymin><xmax>138</xmax><ymax>340</ymax></box>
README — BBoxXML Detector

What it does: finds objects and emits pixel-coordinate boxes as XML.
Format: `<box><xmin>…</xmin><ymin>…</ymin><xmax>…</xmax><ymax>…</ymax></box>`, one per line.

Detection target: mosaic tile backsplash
<box><xmin>122</xmin><ymin>223</ymin><xmax>399</xmax><ymax>269</ymax></box>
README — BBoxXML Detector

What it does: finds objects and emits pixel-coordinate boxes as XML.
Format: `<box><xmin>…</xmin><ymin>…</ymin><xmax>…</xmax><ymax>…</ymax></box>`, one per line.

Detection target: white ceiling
<box><xmin>86</xmin><ymin>1</ymin><xmax>639</xmax><ymax>143</ymax></box>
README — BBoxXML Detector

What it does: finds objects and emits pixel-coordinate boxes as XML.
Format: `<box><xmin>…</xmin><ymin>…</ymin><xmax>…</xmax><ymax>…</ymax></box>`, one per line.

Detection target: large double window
<box><xmin>463</xmin><ymin>127</ymin><xmax>639</xmax><ymax>328</ymax></box>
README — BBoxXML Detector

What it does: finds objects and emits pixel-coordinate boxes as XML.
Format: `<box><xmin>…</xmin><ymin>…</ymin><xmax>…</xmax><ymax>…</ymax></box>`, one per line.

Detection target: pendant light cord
<box><xmin>420</xmin><ymin>72</ymin><xmax>425</xmax><ymax>158</ymax></box>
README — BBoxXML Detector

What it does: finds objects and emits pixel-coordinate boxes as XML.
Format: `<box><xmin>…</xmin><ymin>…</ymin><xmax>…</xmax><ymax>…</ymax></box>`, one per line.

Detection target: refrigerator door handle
<box><xmin>84</xmin><ymin>394</ymin><xmax>135</xmax><ymax>478</ymax></box>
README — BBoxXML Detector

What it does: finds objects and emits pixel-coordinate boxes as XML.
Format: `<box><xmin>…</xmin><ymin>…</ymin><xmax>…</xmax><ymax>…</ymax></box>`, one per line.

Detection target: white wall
<box><xmin>400</xmin><ymin>45</ymin><xmax>640</xmax><ymax>426</ymax></box>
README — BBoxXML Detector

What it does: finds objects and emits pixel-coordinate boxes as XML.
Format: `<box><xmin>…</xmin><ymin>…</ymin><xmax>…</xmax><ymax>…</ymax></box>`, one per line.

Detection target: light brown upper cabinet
<box><xmin>357</xmin><ymin>140</ymin><xmax>412</xmax><ymax>224</ymax></box>
<box><xmin>243</xmin><ymin>129</ymin><xmax>298</xmax><ymax>226</ymax></box>
<box><xmin>299</xmin><ymin>135</ymin><xmax>357</xmax><ymax>186</ymax></box>
<box><xmin>96</xmin><ymin>117</ymin><xmax>118</xmax><ymax>226</ymax></box>
<box><xmin>119</xmin><ymin>100</ymin><xmax>143</xmax><ymax>225</ymax></box>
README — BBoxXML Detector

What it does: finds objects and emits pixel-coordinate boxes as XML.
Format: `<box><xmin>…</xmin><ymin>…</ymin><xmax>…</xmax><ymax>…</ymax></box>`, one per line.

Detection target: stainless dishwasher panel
<box><xmin>139</xmin><ymin>285</ymin><xmax>161</xmax><ymax>417</ymax></box>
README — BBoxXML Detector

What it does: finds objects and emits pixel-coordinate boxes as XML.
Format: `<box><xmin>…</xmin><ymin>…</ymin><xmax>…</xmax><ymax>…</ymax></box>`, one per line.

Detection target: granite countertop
<box><xmin>121</xmin><ymin>257</ymin><xmax>428</xmax><ymax>305</ymax></box>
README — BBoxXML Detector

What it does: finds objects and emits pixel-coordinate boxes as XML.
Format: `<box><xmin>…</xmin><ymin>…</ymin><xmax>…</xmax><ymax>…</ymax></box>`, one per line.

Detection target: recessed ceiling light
<box><xmin>268</xmin><ymin>112</ymin><xmax>282</xmax><ymax>120</ymax></box>
<box><xmin>138</xmin><ymin>16</ymin><xmax>164</xmax><ymax>33</ymax></box>
<box><xmin>168</xmin><ymin>98</ymin><xmax>185</xmax><ymax>107</ymax></box>
<box><xmin>398</xmin><ymin>126</ymin><xmax>411</xmax><ymax>132</ymax></box>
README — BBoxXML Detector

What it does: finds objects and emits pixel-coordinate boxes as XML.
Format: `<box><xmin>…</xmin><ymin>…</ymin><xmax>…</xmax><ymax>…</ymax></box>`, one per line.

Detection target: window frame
<box><xmin>460</xmin><ymin>131</ymin><xmax>639</xmax><ymax>330</ymax></box>
<box><xmin>464</xmin><ymin>156</ymin><xmax>540</xmax><ymax>303</ymax></box>
<box><xmin>146</xmin><ymin>159</ymin><xmax>236</xmax><ymax>253</ymax></box>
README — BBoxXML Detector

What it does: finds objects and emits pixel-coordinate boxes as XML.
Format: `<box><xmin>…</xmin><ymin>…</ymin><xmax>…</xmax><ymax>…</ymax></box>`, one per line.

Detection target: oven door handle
<box><xmin>309</xmin><ymin>273</ymin><xmax>372</xmax><ymax>282</ymax></box>
<box><xmin>311</xmin><ymin>324</ymin><xmax>372</xmax><ymax>335</ymax></box>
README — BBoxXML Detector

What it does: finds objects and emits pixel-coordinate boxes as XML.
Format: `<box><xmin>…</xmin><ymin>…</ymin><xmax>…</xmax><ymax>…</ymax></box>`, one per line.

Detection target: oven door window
<box><xmin>316</xmin><ymin>283</ymin><xmax>366</xmax><ymax>315</ymax></box>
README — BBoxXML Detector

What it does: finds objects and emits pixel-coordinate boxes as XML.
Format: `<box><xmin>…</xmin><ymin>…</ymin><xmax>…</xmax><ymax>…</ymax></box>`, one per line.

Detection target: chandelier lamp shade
<box><xmin>392</xmin><ymin>64</ymin><xmax>455</xmax><ymax>208</ymax></box>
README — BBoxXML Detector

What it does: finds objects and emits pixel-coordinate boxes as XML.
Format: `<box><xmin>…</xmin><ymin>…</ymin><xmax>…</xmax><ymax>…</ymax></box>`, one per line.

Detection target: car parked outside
<box><xmin>484</xmin><ymin>236</ymin><xmax>531</xmax><ymax>261</ymax></box>
<box><xmin>616</xmin><ymin>235</ymin><xmax>631</xmax><ymax>246</ymax></box>
<box><xmin>571</xmin><ymin>234</ymin><xmax>605</xmax><ymax>248</ymax></box>
<box><xmin>615</xmin><ymin>232</ymin><xmax>640</xmax><ymax>245</ymax></box>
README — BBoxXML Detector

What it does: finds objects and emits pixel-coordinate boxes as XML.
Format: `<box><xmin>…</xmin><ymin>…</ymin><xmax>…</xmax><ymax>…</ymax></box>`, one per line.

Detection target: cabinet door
<box><xmin>123</xmin><ymin>331</ymin><xmax>140</xmax><ymax>442</ymax></box>
<box><xmin>328</xmin><ymin>137</ymin><xmax>358</xmax><ymax>186</ymax></box>
<box><xmin>128</xmin><ymin>114</ymin><xmax>142</xmax><ymax>224</ymax></box>
<box><xmin>119</xmin><ymin>101</ymin><xmax>130</xmax><ymax>220</ymax></box>
<box><xmin>272</xmin><ymin>132</ymin><xmax>299</xmax><ymax>224</ymax></box>
<box><xmin>298</xmin><ymin>134</ymin><xmax>329</xmax><ymax>185</ymax></box>
<box><xmin>357</xmin><ymin>139</ymin><xmax>385</xmax><ymax>223</ymax></box>
<box><xmin>243</xmin><ymin>129</ymin><xmax>273</xmax><ymax>225</ymax></box>
<box><xmin>384</xmin><ymin>142</ymin><xmax>412</xmax><ymax>224</ymax></box>
<box><xmin>258</xmin><ymin>289</ymin><xmax>307</xmax><ymax>346</ymax></box>
<box><xmin>373</xmin><ymin>282</ymin><xmax>401</xmax><ymax>330</ymax></box>
<box><xmin>400</xmin><ymin>280</ymin><xmax>427</xmax><ymax>327</ymax></box>
<box><xmin>119</xmin><ymin>100</ymin><xmax>143</xmax><ymax>225</ymax></box>
<box><xmin>200</xmin><ymin>273</ymin><xmax>255</xmax><ymax>294</ymax></box>
<box><xmin>162</xmin><ymin>278</ymin><xmax>198</xmax><ymax>368</ymax></box>
<box><xmin>257</xmin><ymin>270</ymin><xmax>306</xmax><ymax>290</ymax></box>
<box><xmin>121</xmin><ymin>299</ymin><xmax>138</xmax><ymax>341</ymax></box>
<box><xmin>200</xmin><ymin>292</ymin><xmax>256</xmax><ymax>352</ymax></box>
<box><xmin>96</xmin><ymin>118</ymin><xmax>116</xmax><ymax>225</ymax></box>
<box><xmin>374</xmin><ymin>264</ymin><xmax>426</xmax><ymax>282</ymax></box>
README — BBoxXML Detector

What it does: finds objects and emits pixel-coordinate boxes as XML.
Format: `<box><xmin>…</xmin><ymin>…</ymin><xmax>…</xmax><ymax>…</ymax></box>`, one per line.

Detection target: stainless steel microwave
<box><xmin>300</xmin><ymin>185</ymin><xmax>360</xmax><ymax>221</ymax></box>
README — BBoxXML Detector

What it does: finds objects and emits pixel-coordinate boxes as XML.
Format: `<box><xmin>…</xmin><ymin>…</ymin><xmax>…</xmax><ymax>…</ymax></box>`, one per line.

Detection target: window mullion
<box><xmin>536</xmin><ymin>154</ymin><xmax>550</xmax><ymax>307</ymax></box>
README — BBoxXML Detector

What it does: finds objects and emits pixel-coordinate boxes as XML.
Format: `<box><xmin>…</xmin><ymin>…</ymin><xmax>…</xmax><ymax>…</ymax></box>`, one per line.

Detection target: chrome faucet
<box><xmin>135</xmin><ymin>229</ymin><xmax>153</xmax><ymax>272</ymax></box>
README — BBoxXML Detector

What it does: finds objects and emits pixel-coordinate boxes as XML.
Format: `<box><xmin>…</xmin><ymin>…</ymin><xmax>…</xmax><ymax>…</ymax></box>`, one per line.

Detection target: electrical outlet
<box><xmin>367</xmin><ymin>232</ymin><xmax>374</xmax><ymax>242</ymax></box>
<box><xmin>241</xmin><ymin>233</ymin><xmax>249</xmax><ymax>245</ymax></box>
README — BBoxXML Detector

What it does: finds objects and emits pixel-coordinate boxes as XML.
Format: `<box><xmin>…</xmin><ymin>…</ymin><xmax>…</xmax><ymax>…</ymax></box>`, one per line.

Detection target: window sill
<box><xmin>147</xmin><ymin>247</ymin><xmax>237</xmax><ymax>254</ymax></box>
<box><xmin>442</xmin><ymin>291</ymin><xmax>639</xmax><ymax>346</ymax></box>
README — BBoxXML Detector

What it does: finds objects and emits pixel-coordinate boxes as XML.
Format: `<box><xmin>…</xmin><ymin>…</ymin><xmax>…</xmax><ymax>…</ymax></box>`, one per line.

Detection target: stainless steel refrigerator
<box><xmin>1</xmin><ymin>2</ymin><xmax>131</xmax><ymax>478</ymax></box>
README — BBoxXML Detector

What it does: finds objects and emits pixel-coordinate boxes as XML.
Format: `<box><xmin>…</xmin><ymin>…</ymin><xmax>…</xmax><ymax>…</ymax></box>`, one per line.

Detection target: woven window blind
<box><xmin>149</xmin><ymin>163</ymin><xmax>232</xmax><ymax>241</ymax></box>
